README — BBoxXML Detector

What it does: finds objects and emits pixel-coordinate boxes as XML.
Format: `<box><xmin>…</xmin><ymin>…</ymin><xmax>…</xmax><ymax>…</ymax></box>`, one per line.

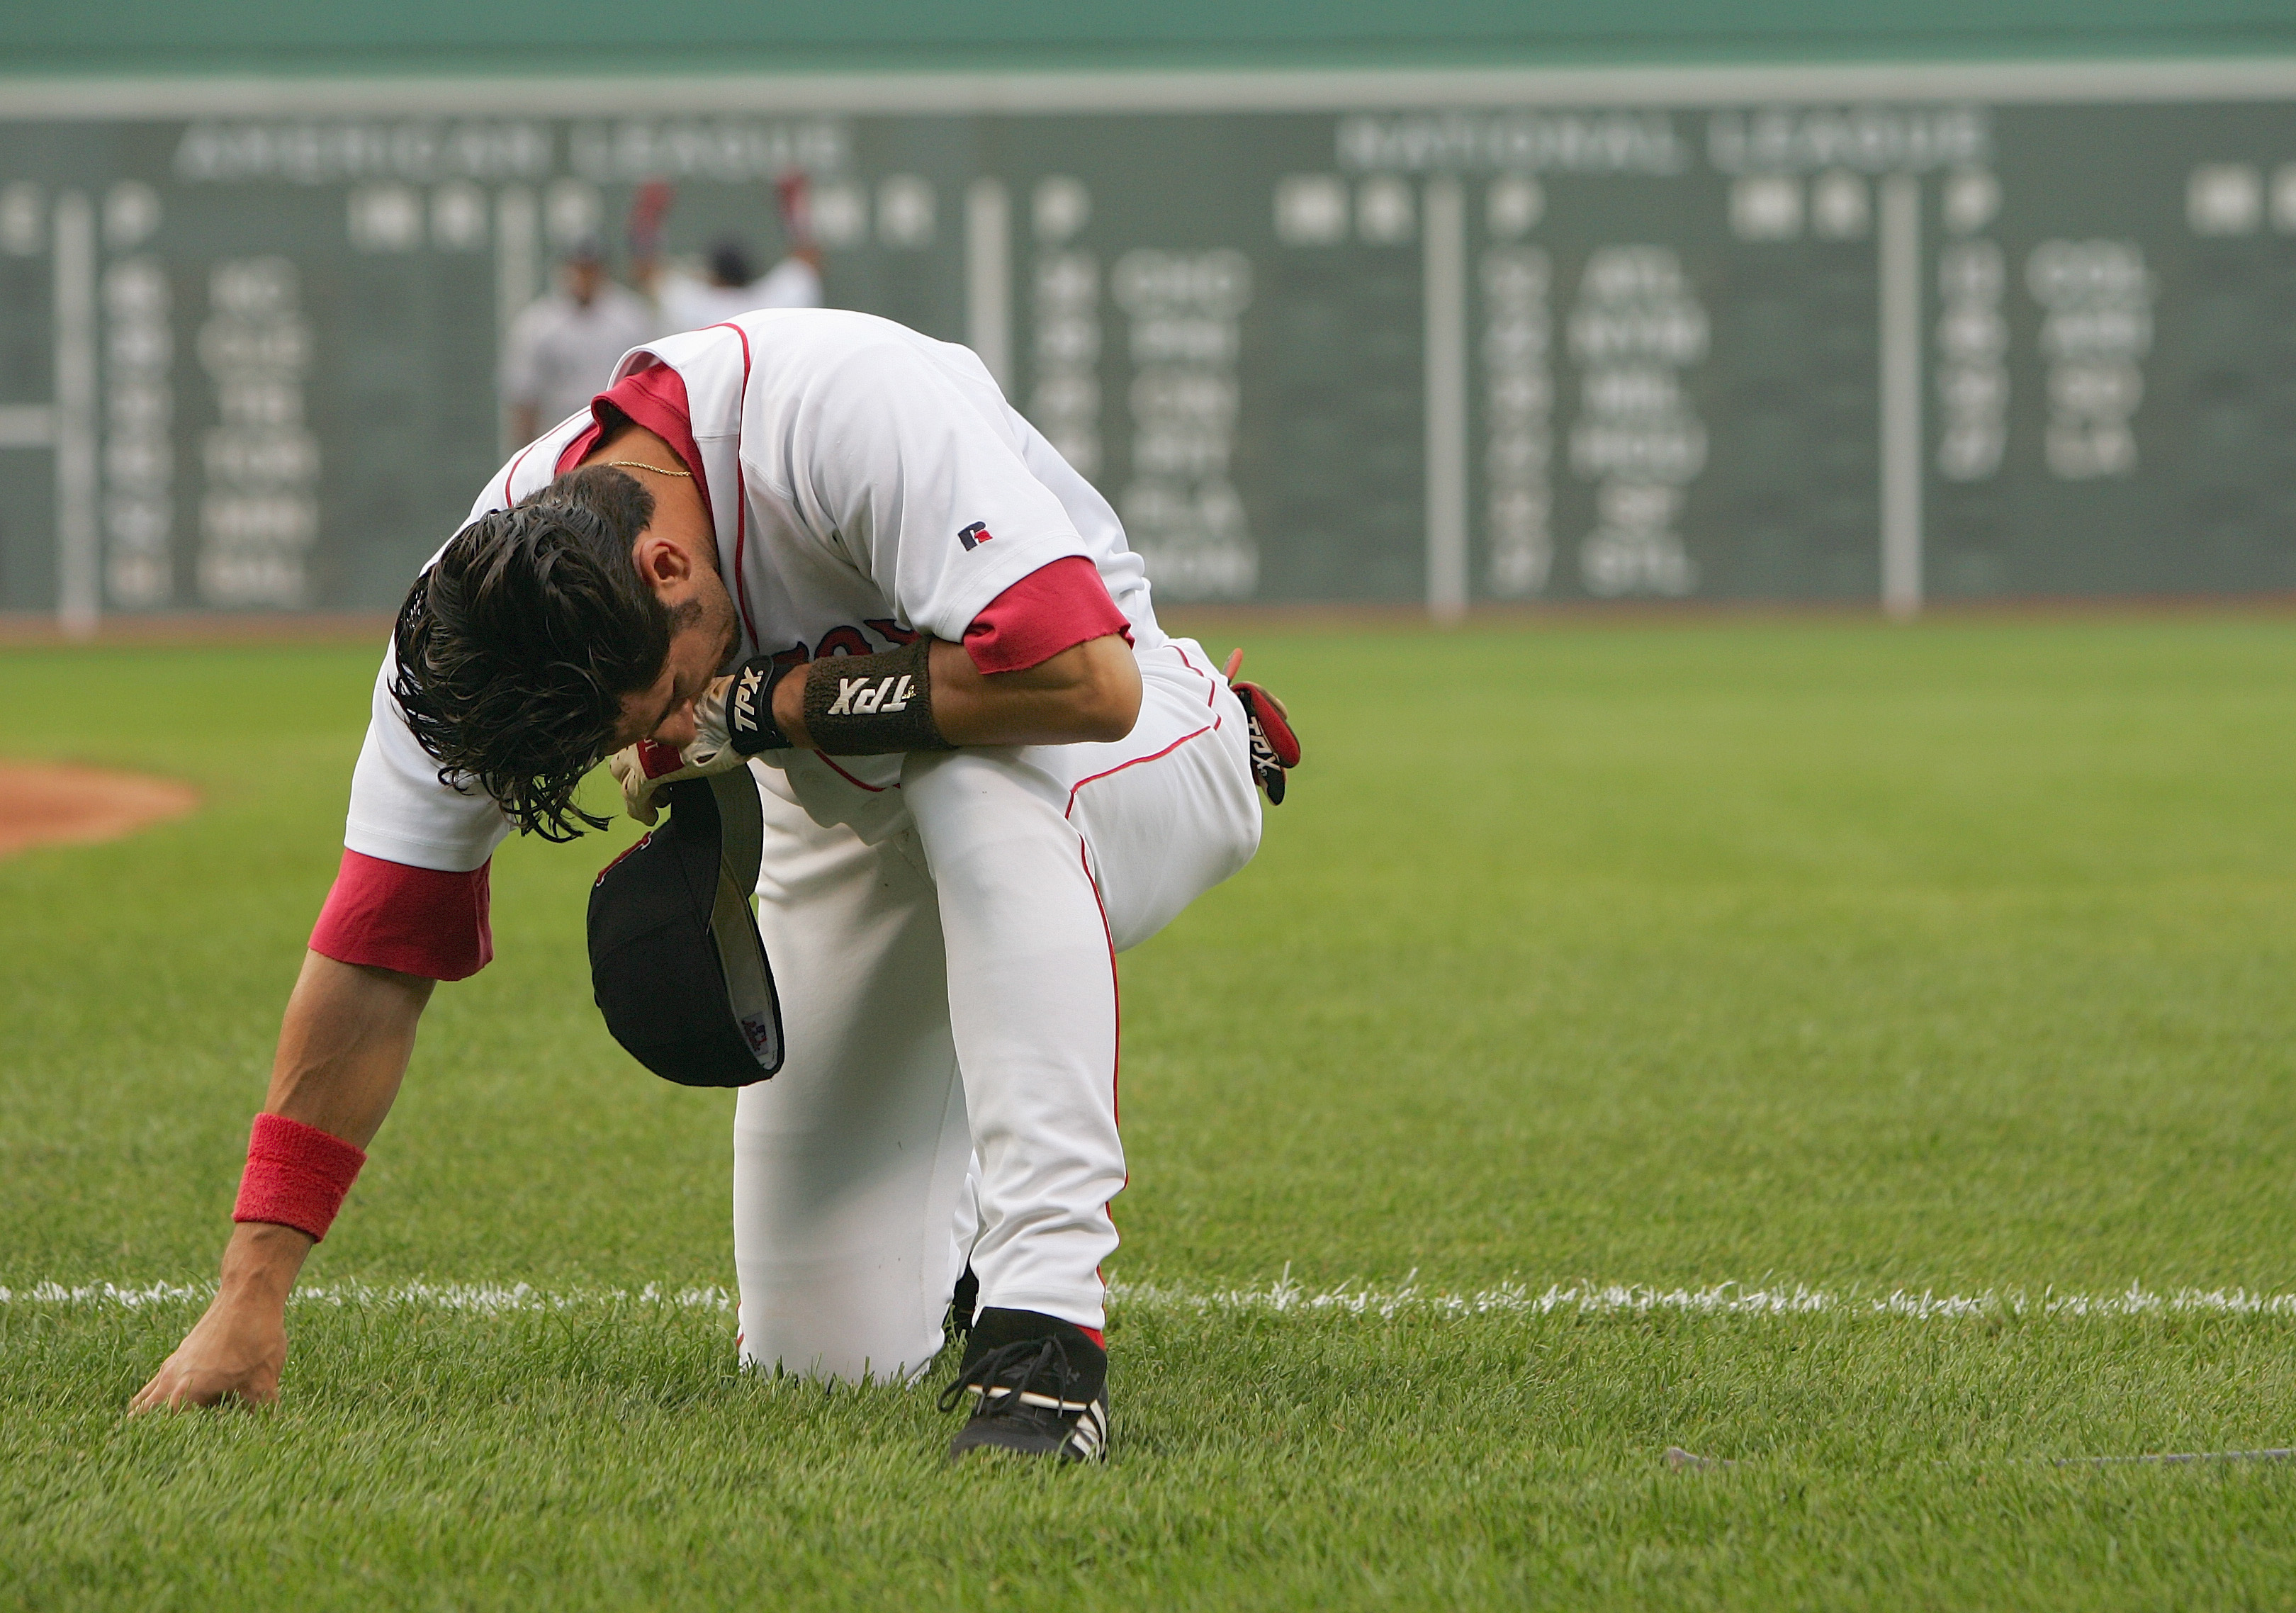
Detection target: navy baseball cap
<box><xmin>587</xmin><ymin>771</ymin><xmax>784</xmax><ymax>1087</ymax></box>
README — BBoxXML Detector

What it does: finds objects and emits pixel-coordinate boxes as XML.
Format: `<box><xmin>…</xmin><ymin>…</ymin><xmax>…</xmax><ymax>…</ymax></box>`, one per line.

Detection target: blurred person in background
<box><xmin>631</xmin><ymin>172</ymin><xmax>823</xmax><ymax>335</ymax></box>
<box><xmin>500</xmin><ymin>240</ymin><xmax>657</xmax><ymax>444</ymax></box>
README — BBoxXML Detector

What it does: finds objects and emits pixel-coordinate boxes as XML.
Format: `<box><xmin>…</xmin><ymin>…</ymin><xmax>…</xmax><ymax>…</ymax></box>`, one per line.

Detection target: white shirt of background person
<box><xmin>654</xmin><ymin>237</ymin><xmax>823</xmax><ymax>336</ymax></box>
<box><xmin>499</xmin><ymin>244</ymin><xmax>659</xmax><ymax>444</ymax></box>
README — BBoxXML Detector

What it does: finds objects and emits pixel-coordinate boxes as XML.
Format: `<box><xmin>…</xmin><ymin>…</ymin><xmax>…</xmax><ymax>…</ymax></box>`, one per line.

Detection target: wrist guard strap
<box><xmin>724</xmin><ymin>655</ymin><xmax>798</xmax><ymax>755</ymax></box>
<box><xmin>232</xmin><ymin>1112</ymin><xmax>366</xmax><ymax>1242</ymax></box>
<box><xmin>801</xmin><ymin>636</ymin><xmax>953</xmax><ymax>755</ymax></box>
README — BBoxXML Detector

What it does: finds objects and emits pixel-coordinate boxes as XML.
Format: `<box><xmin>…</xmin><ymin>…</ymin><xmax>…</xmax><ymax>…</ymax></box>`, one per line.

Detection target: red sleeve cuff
<box><xmin>232</xmin><ymin>1113</ymin><xmax>367</xmax><ymax>1242</ymax></box>
<box><xmin>310</xmin><ymin>848</ymin><xmax>493</xmax><ymax>981</ymax></box>
<box><xmin>962</xmin><ymin>556</ymin><xmax>1132</xmax><ymax>675</ymax></box>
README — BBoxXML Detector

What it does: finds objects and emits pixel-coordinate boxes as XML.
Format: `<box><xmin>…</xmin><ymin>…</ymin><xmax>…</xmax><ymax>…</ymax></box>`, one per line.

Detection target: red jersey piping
<box><xmin>711</xmin><ymin>321</ymin><xmax>760</xmax><ymax>648</ymax></box>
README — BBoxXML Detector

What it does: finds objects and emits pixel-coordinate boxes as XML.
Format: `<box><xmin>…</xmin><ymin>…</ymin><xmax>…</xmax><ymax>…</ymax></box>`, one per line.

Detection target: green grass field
<box><xmin>6</xmin><ymin>617</ymin><xmax>2296</xmax><ymax>1609</ymax></box>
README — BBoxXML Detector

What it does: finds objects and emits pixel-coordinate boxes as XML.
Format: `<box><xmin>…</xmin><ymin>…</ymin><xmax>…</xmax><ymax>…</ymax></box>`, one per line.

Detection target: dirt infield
<box><xmin>0</xmin><ymin>612</ymin><xmax>396</xmax><ymax>647</ymax></box>
<box><xmin>0</xmin><ymin>763</ymin><xmax>200</xmax><ymax>858</ymax></box>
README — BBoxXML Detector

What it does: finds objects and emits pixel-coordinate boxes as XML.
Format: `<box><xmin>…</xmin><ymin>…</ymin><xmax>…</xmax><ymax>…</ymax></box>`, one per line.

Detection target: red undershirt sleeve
<box><xmin>309</xmin><ymin>849</ymin><xmax>494</xmax><ymax>982</ymax></box>
<box><xmin>962</xmin><ymin>556</ymin><xmax>1132</xmax><ymax>675</ymax></box>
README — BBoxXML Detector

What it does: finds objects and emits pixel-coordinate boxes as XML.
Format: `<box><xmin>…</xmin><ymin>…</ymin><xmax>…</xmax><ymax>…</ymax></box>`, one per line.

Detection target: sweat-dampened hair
<box><xmin>392</xmin><ymin>464</ymin><xmax>675</xmax><ymax>841</ymax></box>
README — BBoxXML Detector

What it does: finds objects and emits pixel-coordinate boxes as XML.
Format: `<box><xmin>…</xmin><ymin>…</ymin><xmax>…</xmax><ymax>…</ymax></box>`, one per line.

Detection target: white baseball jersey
<box><xmin>347</xmin><ymin>308</ymin><xmax>1164</xmax><ymax>875</ymax></box>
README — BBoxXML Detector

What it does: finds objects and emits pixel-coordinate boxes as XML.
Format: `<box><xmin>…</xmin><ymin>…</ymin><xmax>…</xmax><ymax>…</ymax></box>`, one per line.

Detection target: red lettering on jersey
<box><xmin>865</xmin><ymin>618</ymin><xmax>921</xmax><ymax>646</ymax></box>
<box><xmin>816</xmin><ymin>626</ymin><xmax>873</xmax><ymax>658</ymax></box>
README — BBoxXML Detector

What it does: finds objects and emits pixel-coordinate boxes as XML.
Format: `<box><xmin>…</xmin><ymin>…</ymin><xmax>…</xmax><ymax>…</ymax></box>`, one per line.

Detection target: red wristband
<box><xmin>232</xmin><ymin>1113</ymin><xmax>368</xmax><ymax>1242</ymax></box>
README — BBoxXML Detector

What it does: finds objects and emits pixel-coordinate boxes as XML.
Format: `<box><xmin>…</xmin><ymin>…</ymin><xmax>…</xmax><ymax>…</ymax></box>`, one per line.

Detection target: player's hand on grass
<box><xmin>129</xmin><ymin>1221</ymin><xmax>314</xmax><ymax>1413</ymax></box>
<box><xmin>1223</xmin><ymin>649</ymin><xmax>1301</xmax><ymax>805</ymax></box>
<box><xmin>130</xmin><ymin>1293</ymin><xmax>288</xmax><ymax>1412</ymax></box>
<box><xmin>606</xmin><ymin>673</ymin><xmax>753</xmax><ymax>824</ymax></box>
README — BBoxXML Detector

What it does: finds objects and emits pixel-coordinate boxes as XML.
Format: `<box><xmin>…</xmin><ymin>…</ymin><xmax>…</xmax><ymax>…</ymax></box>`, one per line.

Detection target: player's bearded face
<box><xmin>613</xmin><ymin>568</ymin><xmax>738</xmax><ymax>752</ymax></box>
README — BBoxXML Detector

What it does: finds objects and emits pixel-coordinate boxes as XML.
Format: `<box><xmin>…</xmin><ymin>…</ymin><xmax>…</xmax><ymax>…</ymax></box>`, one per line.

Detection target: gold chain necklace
<box><xmin>603</xmin><ymin>460</ymin><xmax>692</xmax><ymax>478</ymax></box>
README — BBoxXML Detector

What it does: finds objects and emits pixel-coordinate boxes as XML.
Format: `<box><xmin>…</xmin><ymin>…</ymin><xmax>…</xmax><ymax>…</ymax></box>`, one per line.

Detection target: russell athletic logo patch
<box><xmin>958</xmin><ymin>520</ymin><xmax>994</xmax><ymax>551</ymax></box>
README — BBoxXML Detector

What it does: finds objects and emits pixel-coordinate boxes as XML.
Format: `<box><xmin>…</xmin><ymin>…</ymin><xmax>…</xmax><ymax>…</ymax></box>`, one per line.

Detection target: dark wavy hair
<box><xmin>392</xmin><ymin>466</ymin><xmax>673</xmax><ymax>841</ymax></box>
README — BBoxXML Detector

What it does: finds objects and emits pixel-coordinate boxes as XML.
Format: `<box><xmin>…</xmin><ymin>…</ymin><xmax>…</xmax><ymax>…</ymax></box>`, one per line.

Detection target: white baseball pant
<box><xmin>731</xmin><ymin>639</ymin><xmax>1261</xmax><ymax>1381</ymax></box>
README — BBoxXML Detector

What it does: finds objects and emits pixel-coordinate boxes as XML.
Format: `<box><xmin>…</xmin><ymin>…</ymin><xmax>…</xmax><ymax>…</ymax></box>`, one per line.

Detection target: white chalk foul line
<box><xmin>0</xmin><ymin>1279</ymin><xmax>735</xmax><ymax>1313</ymax></box>
<box><xmin>1117</xmin><ymin>1273</ymin><xmax>2296</xmax><ymax>1320</ymax></box>
<box><xmin>5</xmin><ymin>1274</ymin><xmax>2296</xmax><ymax>1320</ymax></box>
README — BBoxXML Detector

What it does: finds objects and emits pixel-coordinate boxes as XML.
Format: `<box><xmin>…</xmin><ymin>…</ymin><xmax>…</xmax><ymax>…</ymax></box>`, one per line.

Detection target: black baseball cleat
<box><xmin>937</xmin><ymin>1307</ymin><xmax>1108</xmax><ymax>1463</ymax></box>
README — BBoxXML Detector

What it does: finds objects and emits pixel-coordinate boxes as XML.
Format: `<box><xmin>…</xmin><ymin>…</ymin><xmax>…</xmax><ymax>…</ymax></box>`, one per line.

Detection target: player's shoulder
<box><xmin>463</xmin><ymin>413</ymin><xmax>591</xmax><ymax>522</ymax></box>
<box><xmin>740</xmin><ymin>310</ymin><xmax>989</xmax><ymax>395</ymax></box>
<box><xmin>714</xmin><ymin>308</ymin><xmax>928</xmax><ymax>356</ymax></box>
<box><xmin>630</xmin><ymin>312</ymin><xmax>979</xmax><ymax>439</ymax></box>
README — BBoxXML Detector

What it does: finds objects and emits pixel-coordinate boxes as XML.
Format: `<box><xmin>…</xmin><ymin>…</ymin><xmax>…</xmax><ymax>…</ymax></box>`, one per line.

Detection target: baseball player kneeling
<box><xmin>130</xmin><ymin>307</ymin><xmax>1300</xmax><ymax>1463</ymax></box>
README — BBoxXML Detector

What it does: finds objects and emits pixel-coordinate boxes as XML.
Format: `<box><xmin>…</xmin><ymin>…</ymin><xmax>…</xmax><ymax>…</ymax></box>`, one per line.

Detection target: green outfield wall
<box><xmin>6</xmin><ymin>1</ymin><xmax>2296</xmax><ymax>75</ymax></box>
<box><xmin>3</xmin><ymin>9</ymin><xmax>2295</xmax><ymax>622</ymax></box>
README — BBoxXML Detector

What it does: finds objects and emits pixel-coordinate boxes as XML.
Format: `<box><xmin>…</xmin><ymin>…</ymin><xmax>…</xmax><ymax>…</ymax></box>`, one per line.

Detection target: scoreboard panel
<box><xmin>4</xmin><ymin>72</ymin><xmax>2295</xmax><ymax>619</ymax></box>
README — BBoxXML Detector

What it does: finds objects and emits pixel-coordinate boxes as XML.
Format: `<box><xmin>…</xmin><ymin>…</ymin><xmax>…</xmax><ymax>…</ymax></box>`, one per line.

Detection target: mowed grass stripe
<box><xmin>9</xmin><ymin>621</ymin><xmax>2296</xmax><ymax>1609</ymax></box>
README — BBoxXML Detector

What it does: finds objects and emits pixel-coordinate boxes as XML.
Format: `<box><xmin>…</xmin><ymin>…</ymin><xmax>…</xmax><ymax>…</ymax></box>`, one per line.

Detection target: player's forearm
<box><xmin>770</xmin><ymin>634</ymin><xmax>1140</xmax><ymax>750</ymax></box>
<box><xmin>227</xmin><ymin>952</ymin><xmax>430</xmax><ymax>1280</ymax></box>
<box><xmin>613</xmin><ymin>634</ymin><xmax>1142</xmax><ymax>821</ymax></box>
<box><xmin>213</xmin><ymin>1218</ymin><xmax>316</xmax><ymax>1305</ymax></box>
<box><xmin>130</xmin><ymin>955</ymin><xmax>434</xmax><ymax>1412</ymax></box>
<box><xmin>264</xmin><ymin>951</ymin><xmax>434</xmax><ymax>1148</ymax></box>
<box><xmin>932</xmin><ymin>635</ymin><xmax>1142</xmax><ymax>746</ymax></box>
